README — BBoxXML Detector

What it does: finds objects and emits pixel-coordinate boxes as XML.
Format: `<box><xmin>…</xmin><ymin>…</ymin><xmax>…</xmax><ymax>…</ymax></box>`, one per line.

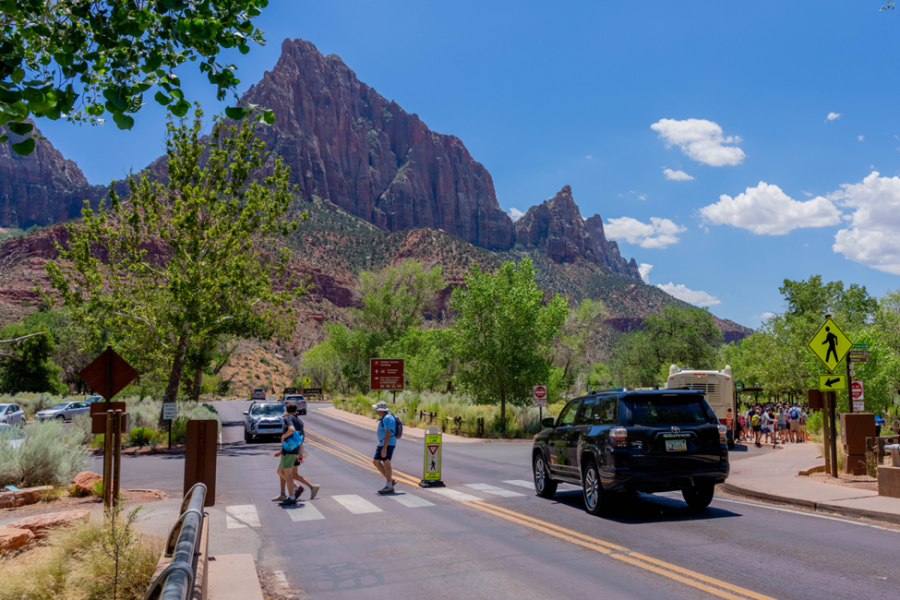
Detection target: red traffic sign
<box><xmin>428</xmin><ymin>444</ymin><xmax>439</xmax><ymax>456</ymax></box>
<box><xmin>79</xmin><ymin>346</ymin><xmax>139</xmax><ymax>401</ymax></box>
<box><xmin>851</xmin><ymin>380</ymin><xmax>864</xmax><ymax>401</ymax></box>
<box><xmin>370</xmin><ymin>358</ymin><xmax>404</xmax><ymax>391</ymax></box>
<box><xmin>533</xmin><ymin>385</ymin><xmax>547</xmax><ymax>400</ymax></box>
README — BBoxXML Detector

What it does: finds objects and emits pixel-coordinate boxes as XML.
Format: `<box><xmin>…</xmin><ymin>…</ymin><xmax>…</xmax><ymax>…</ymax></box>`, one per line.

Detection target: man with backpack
<box><xmin>274</xmin><ymin>402</ymin><xmax>320</xmax><ymax>506</ymax></box>
<box><xmin>372</xmin><ymin>400</ymin><xmax>400</xmax><ymax>494</ymax></box>
<box><xmin>789</xmin><ymin>405</ymin><xmax>801</xmax><ymax>443</ymax></box>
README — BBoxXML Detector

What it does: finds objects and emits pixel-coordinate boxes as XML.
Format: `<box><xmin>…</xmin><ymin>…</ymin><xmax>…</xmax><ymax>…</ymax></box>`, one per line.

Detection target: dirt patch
<box><xmin>807</xmin><ymin>472</ymin><xmax>879</xmax><ymax>492</ymax></box>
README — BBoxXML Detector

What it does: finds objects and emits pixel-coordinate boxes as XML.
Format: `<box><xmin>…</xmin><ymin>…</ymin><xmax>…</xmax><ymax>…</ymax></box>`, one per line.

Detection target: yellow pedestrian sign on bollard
<box><xmin>818</xmin><ymin>374</ymin><xmax>846</xmax><ymax>391</ymax></box>
<box><xmin>419</xmin><ymin>426</ymin><xmax>445</xmax><ymax>488</ymax></box>
<box><xmin>807</xmin><ymin>317</ymin><xmax>852</xmax><ymax>372</ymax></box>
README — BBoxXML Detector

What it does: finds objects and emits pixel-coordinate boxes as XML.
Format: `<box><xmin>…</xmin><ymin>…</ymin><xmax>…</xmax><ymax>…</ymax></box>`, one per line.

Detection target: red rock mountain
<box><xmin>0</xmin><ymin>122</ymin><xmax>105</xmax><ymax>228</ymax></box>
<box><xmin>516</xmin><ymin>186</ymin><xmax>642</xmax><ymax>281</ymax></box>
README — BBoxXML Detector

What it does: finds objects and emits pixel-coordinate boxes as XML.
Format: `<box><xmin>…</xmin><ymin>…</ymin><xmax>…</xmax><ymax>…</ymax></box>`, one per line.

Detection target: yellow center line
<box><xmin>307</xmin><ymin>430</ymin><xmax>778</xmax><ymax>600</ymax></box>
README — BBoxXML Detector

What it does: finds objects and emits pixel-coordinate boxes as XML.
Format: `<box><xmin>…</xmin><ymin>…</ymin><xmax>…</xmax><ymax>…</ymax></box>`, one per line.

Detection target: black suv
<box><xmin>532</xmin><ymin>388</ymin><xmax>729</xmax><ymax>514</ymax></box>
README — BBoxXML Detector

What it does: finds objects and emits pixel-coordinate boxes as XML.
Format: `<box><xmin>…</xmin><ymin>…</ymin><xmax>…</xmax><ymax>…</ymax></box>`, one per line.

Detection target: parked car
<box><xmin>35</xmin><ymin>401</ymin><xmax>91</xmax><ymax>422</ymax></box>
<box><xmin>532</xmin><ymin>388</ymin><xmax>729</xmax><ymax>515</ymax></box>
<box><xmin>243</xmin><ymin>402</ymin><xmax>286</xmax><ymax>443</ymax></box>
<box><xmin>283</xmin><ymin>394</ymin><xmax>307</xmax><ymax>415</ymax></box>
<box><xmin>0</xmin><ymin>403</ymin><xmax>25</xmax><ymax>427</ymax></box>
<box><xmin>0</xmin><ymin>423</ymin><xmax>25</xmax><ymax>449</ymax></box>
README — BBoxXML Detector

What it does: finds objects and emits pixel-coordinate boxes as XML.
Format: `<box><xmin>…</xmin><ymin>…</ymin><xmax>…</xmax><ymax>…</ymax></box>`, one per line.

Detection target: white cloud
<box><xmin>586</xmin><ymin>155</ymin><xmax>593</xmax><ymax>159</ymax></box>
<box><xmin>657</xmin><ymin>283</ymin><xmax>721</xmax><ymax>307</ymax></box>
<box><xmin>858</xmin><ymin>135</ymin><xmax>865</xmax><ymax>142</ymax></box>
<box><xmin>509</xmin><ymin>208</ymin><xmax>525</xmax><ymax>222</ymax></box>
<box><xmin>831</xmin><ymin>171</ymin><xmax>900</xmax><ymax>274</ymax></box>
<box><xmin>827</xmin><ymin>112</ymin><xmax>841</xmax><ymax>121</ymax></box>
<box><xmin>699</xmin><ymin>182</ymin><xmax>842</xmax><ymax>235</ymax></box>
<box><xmin>605</xmin><ymin>217</ymin><xmax>687</xmax><ymax>249</ymax></box>
<box><xmin>663</xmin><ymin>168</ymin><xmax>694</xmax><ymax>181</ymax></box>
<box><xmin>638</xmin><ymin>263</ymin><xmax>653</xmax><ymax>284</ymax></box>
<box><xmin>650</xmin><ymin>118</ymin><xmax>745</xmax><ymax>167</ymax></box>
<box><xmin>761</xmin><ymin>311</ymin><xmax>775</xmax><ymax>319</ymax></box>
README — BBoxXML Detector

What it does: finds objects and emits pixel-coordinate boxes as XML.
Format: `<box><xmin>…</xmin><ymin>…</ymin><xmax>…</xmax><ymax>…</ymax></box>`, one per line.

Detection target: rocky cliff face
<box><xmin>0</xmin><ymin>122</ymin><xmax>105</xmax><ymax>228</ymax></box>
<box><xmin>242</xmin><ymin>38</ymin><xmax>515</xmax><ymax>250</ymax></box>
<box><xmin>515</xmin><ymin>186</ymin><xmax>643</xmax><ymax>281</ymax></box>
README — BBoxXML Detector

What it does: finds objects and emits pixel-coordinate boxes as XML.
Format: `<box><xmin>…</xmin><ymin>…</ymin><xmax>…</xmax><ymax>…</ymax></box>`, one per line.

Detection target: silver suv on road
<box><xmin>243</xmin><ymin>402</ymin><xmax>286</xmax><ymax>443</ymax></box>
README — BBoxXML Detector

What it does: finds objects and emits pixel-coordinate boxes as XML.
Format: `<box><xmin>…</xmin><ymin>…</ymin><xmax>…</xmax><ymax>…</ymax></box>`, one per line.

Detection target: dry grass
<box><xmin>0</xmin><ymin>509</ymin><xmax>162</xmax><ymax>600</ymax></box>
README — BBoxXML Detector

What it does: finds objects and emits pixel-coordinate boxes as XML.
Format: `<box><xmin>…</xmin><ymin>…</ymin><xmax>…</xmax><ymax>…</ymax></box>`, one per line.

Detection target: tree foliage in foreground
<box><xmin>451</xmin><ymin>258</ymin><xmax>568</xmax><ymax>429</ymax></box>
<box><xmin>45</xmin><ymin>108</ymin><xmax>303</xmax><ymax>403</ymax></box>
<box><xmin>1</xmin><ymin>0</ymin><xmax>272</xmax><ymax>154</ymax></box>
<box><xmin>0</xmin><ymin>322</ymin><xmax>66</xmax><ymax>394</ymax></box>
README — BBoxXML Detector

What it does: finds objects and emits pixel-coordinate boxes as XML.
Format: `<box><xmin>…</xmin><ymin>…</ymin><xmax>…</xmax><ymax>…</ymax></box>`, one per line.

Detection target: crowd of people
<box><xmin>737</xmin><ymin>403</ymin><xmax>808</xmax><ymax>448</ymax></box>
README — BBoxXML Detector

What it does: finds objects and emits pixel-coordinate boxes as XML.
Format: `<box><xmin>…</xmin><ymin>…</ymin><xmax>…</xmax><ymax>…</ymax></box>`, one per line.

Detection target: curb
<box><xmin>722</xmin><ymin>482</ymin><xmax>900</xmax><ymax>525</ymax></box>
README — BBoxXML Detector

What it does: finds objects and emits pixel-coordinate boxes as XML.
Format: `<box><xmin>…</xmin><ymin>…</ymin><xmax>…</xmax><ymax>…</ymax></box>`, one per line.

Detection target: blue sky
<box><xmin>36</xmin><ymin>1</ymin><xmax>900</xmax><ymax>327</ymax></box>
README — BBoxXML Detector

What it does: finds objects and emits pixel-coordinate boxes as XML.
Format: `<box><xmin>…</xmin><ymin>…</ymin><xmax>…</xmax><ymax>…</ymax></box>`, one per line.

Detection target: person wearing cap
<box><xmin>372</xmin><ymin>400</ymin><xmax>398</xmax><ymax>494</ymax></box>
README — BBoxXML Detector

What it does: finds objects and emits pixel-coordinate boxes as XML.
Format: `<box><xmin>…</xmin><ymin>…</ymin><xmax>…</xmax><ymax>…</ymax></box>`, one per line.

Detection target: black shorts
<box><xmin>374</xmin><ymin>445</ymin><xmax>395</xmax><ymax>461</ymax></box>
<box><xmin>753</xmin><ymin>425</ymin><xmax>761</xmax><ymax>432</ymax></box>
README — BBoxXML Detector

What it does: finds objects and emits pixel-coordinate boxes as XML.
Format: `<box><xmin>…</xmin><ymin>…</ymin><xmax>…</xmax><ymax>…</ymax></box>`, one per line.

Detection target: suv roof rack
<box><xmin>589</xmin><ymin>388</ymin><xmax>627</xmax><ymax>394</ymax></box>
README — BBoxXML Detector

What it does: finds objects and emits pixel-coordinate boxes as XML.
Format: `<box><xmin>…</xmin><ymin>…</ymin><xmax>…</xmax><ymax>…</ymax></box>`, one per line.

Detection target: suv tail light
<box><xmin>610</xmin><ymin>427</ymin><xmax>628</xmax><ymax>448</ymax></box>
<box><xmin>718</xmin><ymin>425</ymin><xmax>727</xmax><ymax>444</ymax></box>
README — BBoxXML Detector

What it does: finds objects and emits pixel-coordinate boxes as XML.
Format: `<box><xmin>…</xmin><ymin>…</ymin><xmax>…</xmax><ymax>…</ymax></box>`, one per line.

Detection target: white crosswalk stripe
<box><xmin>333</xmin><ymin>494</ymin><xmax>382</xmax><ymax>514</ymax></box>
<box><xmin>503</xmin><ymin>480</ymin><xmax>535</xmax><ymax>489</ymax></box>
<box><xmin>284</xmin><ymin>501</ymin><xmax>326</xmax><ymax>522</ymax></box>
<box><xmin>465</xmin><ymin>483</ymin><xmax>525</xmax><ymax>498</ymax></box>
<box><xmin>426</xmin><ymin>488</ymin><xmax>482</xmax><ymax>502</ymax></box>
<box><xmin>387</xmin><ymin>493</ymin><xmax>435</xmax><ymax>508</ymax></box>
<box><xmin>226</xmin><ymin>505</ymin><xmax>260</xmax><ymax>529</ymax></box>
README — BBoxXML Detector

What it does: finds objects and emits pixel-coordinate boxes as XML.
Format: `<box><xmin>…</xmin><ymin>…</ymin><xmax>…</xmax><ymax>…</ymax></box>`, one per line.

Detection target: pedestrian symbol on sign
<box><xmin>419</xmin><ymin>428</ymin><xmax>445</xmax><ymax>488</ymax></box>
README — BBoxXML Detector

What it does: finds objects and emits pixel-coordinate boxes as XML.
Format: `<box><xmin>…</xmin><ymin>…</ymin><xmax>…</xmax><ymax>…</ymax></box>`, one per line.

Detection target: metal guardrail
<box><xmin>143</xmin><ymin>483</ymin><xmax>208</xmax><ymax>600</ymax></box>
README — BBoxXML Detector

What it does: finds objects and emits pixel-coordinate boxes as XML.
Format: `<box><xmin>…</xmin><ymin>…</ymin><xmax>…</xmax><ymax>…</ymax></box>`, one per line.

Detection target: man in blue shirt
<box><xmin>372</xmin><ymin>400</ymin><xmax>398</xmax><ymax>494</ymax></box>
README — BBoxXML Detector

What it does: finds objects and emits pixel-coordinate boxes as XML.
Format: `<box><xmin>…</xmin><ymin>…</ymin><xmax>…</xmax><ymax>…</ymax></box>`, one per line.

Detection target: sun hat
<box><xmin>371</xmin><ymin>401</ymin><xmax>389</xmax><ymax>411</ymax></box>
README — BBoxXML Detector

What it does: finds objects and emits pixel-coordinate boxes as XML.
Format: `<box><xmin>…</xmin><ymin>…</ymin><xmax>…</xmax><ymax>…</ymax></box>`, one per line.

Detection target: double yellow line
<box><xmin>306</xmin><ymin>429</ymin><xmax>778</xmax><ymax>600</ymax></box>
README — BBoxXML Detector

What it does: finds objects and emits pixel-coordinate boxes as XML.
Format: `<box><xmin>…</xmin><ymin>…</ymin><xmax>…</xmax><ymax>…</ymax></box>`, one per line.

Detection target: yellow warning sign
<box><xmin>807</xmin><ymin>317</ymin><xmax>852</xmax><ymax>373</ymax></box>
<box><xmin>818</xmin><ymin>374</ymin><xmax>846</xmax><ymax>391</ymax></box>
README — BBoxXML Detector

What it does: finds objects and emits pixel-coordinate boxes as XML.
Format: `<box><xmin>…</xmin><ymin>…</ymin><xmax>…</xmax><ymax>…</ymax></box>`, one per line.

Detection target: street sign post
<box><xmin>370</xmin><ymin>359</ymin><xmax>405</xmax><ymax>403</ymax></box>
<box><xmin>851</xmin><ymin>380</ymin><xmax>865</xmax><ymax>413</ymax></box>
<box><xmin>163</xmin><ymin>402</ymin><xmax>177</xmax><ymax>449</ymax></box>
<box><xmin>419</xmin><ymin>426</ymin><xmax>445</xmax><ymax>488</ymax></box>
<box><xmin>807</xmin><ymin>317</ymin><xmax>852</xmax><ymax>373</ymax></box>
<box><xmin>851</xmin><ymin>343</ymin><xmax>869</xmax><ymax>350</ymax></box>
<box><xmin>819</xmin><ymin>375</ymin><xmax>846</xmax><ymax>392</ymax></box>
<box><xmin>735</xmin><ymin>381</ymin><xmax>744</xmax><ymax>393</ymax></box>
<box><xmin>533</xmin><ymin>384</ymin><xmax>548</xmax><ymax>422</ymax></box>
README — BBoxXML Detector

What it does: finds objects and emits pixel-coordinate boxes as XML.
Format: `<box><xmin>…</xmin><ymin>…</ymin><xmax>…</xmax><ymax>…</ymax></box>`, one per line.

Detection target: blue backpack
<box><xmin>283</xmin><ymin>432</ymin><xmax>303</xmax><ymax>453</ymax></box>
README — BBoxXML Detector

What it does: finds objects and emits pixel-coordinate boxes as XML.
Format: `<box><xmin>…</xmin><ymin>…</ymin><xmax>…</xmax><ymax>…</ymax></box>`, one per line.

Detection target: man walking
<box><xmin>274</xmin><ymin>402</ymin><xmax>320</xmax><ymax>506</ymax></box>
<box><xmin>372</xmin><ymin>400</ymin><xmax>398</xmax><ymax>494</ymax></box>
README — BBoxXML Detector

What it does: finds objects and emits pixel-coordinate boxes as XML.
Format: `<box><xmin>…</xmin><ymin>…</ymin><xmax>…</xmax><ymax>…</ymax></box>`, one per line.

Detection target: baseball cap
<box><xmin>372</xmin><ymin>401</ymin><xmax>389</xmax><ymax>411</ymax></box>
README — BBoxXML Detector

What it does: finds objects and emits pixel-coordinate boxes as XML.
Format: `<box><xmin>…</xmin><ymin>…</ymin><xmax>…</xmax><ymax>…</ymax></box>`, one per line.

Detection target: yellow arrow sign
<box><xmin>807</xmin><ymin>317</ymin><xmax>852</xmax><ymax>373</ymax></box>
<box><xmin>818</xmin><ymin>374</ymin><xmax>846</xmax><ymax>391</ymax></box>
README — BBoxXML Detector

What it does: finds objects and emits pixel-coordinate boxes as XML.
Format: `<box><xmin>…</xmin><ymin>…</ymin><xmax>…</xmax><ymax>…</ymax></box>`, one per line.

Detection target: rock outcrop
<box><xmin>242</xmin><ymin>38</ymin><xmax>515</xmax><ymax>250</ymax></box>
<box><xmin>0</xmin><ymin>528</ymin><xmax>34</xmax><ymax>553</ymax></box>
<box><xmin>0</xmin><ymin>122</ymin><xmax>105</xmax><ymax>228</ymax></box>
<box><xmin>6</xmin><ymin>509</ymin><xmax>90</xmax><ymax>540</ymax></box>
<box><xmin>515</xmin><ymin>186</ymin><xmax>643</xmax><ymax>281</ymax></box>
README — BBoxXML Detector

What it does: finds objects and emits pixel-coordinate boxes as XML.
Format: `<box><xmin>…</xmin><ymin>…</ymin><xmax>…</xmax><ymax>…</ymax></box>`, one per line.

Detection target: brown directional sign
<box><xmin>370</xmin><ymin>358</ymin><xmax>405</xmax><ymax>391</ymax></box>
<box><xmin>79</xmin><ymin>346</ymin><xmax>139</xmax><ymax>401</ymax></box>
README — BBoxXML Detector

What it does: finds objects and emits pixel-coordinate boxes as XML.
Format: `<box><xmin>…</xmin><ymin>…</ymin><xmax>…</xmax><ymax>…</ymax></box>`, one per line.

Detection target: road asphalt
<box><xmin>92</xmin><ymin>401</ymin><xmax>900</xmax><ymax>600</ymax></box>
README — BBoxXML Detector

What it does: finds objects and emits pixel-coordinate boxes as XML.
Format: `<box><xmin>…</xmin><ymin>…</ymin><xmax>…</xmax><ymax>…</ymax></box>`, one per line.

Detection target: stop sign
<box><xmin>851</xmin><ymin>380</ymin><xmax>864</xmax><ymax>400</ymax></box>
<box><xmin>533</xmin><ymin>385</ymin><xmax>547</xmax><ymax>400</ymax></box>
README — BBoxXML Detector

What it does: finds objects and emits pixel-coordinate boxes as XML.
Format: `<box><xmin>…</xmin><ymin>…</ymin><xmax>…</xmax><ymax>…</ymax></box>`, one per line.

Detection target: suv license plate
<box><xmin>665</xmin><ymin>439</ymin><xmax>687</xmax><ymax>452</ymax></box>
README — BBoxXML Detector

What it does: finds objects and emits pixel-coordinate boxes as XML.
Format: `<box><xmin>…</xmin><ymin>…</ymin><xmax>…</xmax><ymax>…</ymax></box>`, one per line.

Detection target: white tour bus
<box><xmin>666</xmin><ymin>365</ymin><xmax>737</xmax><ymax>449</ymax></box>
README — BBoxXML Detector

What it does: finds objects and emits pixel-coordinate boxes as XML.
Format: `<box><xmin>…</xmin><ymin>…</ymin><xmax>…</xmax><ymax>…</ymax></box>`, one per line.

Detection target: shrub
<box><xmin>127</xmin><ymin>427</ymin><xmax>156</xmax><ymax>447</ymax></box>
<box><xmin>91</xmin><ymin>434</ymin><xmax>106</xmax><ymax>450</ymax></box>
<box><xmin>0</xmin><ymin>420</ymin><xmax>90</xmax><ymax>487</ymax></box>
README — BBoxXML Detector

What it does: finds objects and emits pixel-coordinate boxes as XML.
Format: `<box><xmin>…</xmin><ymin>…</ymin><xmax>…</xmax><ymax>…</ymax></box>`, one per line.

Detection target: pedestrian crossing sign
<box><xmin>807</xmin><ymin>317</ymin><xmax>852</xmax><ymax>373</ymax></box>
<box><xmin>419</xmin><ymin>426</ymin><xmax>444</xmax><ymax>487</ymax></box>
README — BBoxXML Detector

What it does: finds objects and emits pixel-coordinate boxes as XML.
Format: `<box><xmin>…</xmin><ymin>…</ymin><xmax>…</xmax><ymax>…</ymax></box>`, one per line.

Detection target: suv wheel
<box><xmin>244</xmin><ymin>430</ymin><xmax>252</xmax><ymax>443</ymax></box>
<box><xmin>533</xmin><ymin>453</ymin><xmax>557</xmax><ymax>498</ymax></box>
<box><xmin>682</xmin><ymin>484</ymin><xmax>715</xmax><ymax>510</ymax></box>
<box><xmin>582</xmin><ymin>460</ymin><xmax>606</xmax><ymax>516</ymax></box>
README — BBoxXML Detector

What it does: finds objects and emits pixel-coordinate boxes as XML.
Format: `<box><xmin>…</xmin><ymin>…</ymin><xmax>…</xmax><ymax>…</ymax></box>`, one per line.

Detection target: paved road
<box><xmin>107</xmin><ymin>401</ymin><xmax>899</xmax><ymax>599</ymax></box>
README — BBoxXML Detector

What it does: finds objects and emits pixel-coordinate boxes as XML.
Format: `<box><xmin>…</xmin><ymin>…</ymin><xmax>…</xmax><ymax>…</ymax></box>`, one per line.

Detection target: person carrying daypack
<box><xmin>372</xmin><ymin>400</ymin><xmax>399</xmax><ymax>494</ymax></box>
<box><xmin>274</xmin><ymin>402</ymin><xmax>320</xmax><ymax>506</ymax></box>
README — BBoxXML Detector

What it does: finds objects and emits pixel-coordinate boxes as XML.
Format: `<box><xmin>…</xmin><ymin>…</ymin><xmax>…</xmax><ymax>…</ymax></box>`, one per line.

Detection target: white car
<box><xmin>0</xmin><ymin>423</ymin><xmax>25</xmax><ymax>449</ymax></box>
<box><xmin>0</xmin><ymin>403</ymin><xmax>25</xmax><ymax>427</ymax></box>
<box><xmin>36</xmin><ymin>401</ymin><xmax>91</xmax><ymax>422</ymax></box>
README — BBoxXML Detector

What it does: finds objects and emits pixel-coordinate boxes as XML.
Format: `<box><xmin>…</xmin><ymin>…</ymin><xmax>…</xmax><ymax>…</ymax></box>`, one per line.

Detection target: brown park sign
<box><xmin>79</xmin><ymin>346</ymin><xmax>139</xmax><ymax>401</ymax></box>
<box><xmin>370</xmin><ymin>358</ymin><xmax>404</xmax><ymax>391</ymax></box>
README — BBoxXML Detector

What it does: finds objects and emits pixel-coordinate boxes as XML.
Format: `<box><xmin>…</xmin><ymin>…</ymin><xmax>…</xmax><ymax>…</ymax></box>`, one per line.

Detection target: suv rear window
<box><xmin>625</xmin><ymin>395</ymin><xmax>713</xmax><ymax>426</ymax></box>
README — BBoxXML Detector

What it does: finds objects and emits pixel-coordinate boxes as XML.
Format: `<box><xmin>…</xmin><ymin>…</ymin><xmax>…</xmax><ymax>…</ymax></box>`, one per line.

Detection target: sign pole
<box><xmin>103</xmin><ymin>411</ymin><xmax>114</xmax><ymax>508</ymax></box>
<box><xmin>847</xmin><ymin>355</ymin><xmax>853</xmax><ymax>413</ymax></box>
<box><xmin>822</xmin><ymin>400</ymin><xmax>832</xmax><ymax>475</ymax></box>
<box><xmin>828</xmin><ymin>391</ymin><xmax>839</xmax><ymax>479</ymax></box>
<box><xmin>168</xmin><ymin>419</ymin><xmax>172</xmax><ymax>450</ymax></box>
<box><xmin>104</xmin><ymin>344</ymin><xmax>112</xmax><ymax>411</ymax></box>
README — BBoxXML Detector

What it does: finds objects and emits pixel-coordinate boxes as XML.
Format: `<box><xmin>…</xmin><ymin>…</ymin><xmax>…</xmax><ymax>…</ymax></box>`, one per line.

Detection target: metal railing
<box><xmin>143</xmin><ymin>483</ymin><xmax>207</xmax><ymax>600</ymax></box>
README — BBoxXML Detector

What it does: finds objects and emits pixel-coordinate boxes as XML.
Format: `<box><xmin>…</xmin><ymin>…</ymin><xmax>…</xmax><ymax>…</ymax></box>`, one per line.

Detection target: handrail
<box><xmin>143</xmin><ymin>483</ymin><xmax>207</xmax><ymax>600</ymax></box>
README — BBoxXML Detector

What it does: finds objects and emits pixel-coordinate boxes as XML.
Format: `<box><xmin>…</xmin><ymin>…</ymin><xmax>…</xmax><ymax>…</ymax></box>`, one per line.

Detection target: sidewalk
<box><xmin>314</xmin><ymin>407</ymin><xmax>530</xmax><ymax>444</ymax></box>
<box><xmin>724</xmin><ymin>441</ymin><xmax>900</xmax><ymax>524</ymax></box>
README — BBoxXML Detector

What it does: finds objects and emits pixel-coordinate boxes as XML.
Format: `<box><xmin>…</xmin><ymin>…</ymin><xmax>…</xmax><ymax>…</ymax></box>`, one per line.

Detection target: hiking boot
<box><xmin>377</xmin><ymin>484</ymin><xmax>395</xmax><ymax>495</ymax></box>
<box><xmin>271</xmin><ymin>494</ymin><xmax>288</xmax><ymax>502</ymax></box>
<box><xmin>310</xmin><ymin>484</ymin><xmax>321</xmax><ymax>500</ymax></box>
<box><xmin>279</xmin><ymin>497</ymin><xmax>298</xmax><ymax>506</ymax></box>
<box><xmin>295</xmin><ymin>486</ymin><xmax>305</xmax><ymax>498</ymax></box>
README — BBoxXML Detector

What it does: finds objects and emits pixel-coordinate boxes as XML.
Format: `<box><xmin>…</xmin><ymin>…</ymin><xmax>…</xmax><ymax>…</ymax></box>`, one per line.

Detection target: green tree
<box><xmin>451</xmin><ymin>258</ymin><xmax>568</xmax><ymax>430</ymax></box>
<box><xmin>0</xmin><ymin>323</ymin><xmax>66</xmax><ymax>393</ymax></box>
<box><xmin>45</xmin><ymin>108</ymin><xmax>303</xmax><ymax>403</ymax></box>
<box><xmin>1</xmin><ymin>0</ymin><xmax>274</xmax><ymax>155</ymax></box>
<box><xmin>780</xmin><ymin>275</ymin><xmax>877</xmax><ymax>328</ymax></box>
<box><xmin>382</xmin><ymin>328</ymin><xmax>453</xmax><ymax>392</ymax></box>
<box><xmin>609</xmin><ymin>330</ymin><xmax>659</xmax><ymax>388</ymax></box>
